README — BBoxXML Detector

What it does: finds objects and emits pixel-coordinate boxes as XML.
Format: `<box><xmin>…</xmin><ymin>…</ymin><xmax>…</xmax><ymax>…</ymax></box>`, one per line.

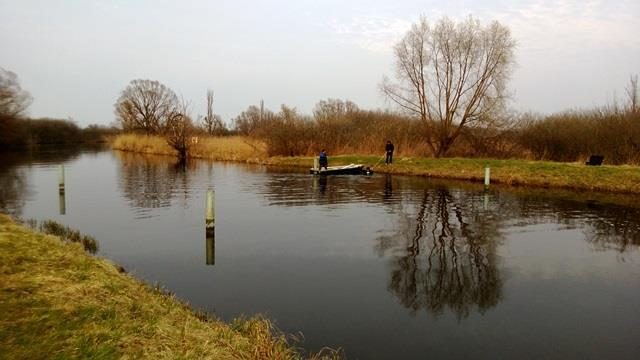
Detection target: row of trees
<box><xmin>1</xmin><ymin>68</ymin><xmax>117</xmax><ymax>148</ymax></box>
<box><xmin>113</xmin><ymin>16</ymin><xmax>516</xmax><ymax>159</ymax></box>
<box><xmin>5</xmin><ymin>15</ymin><xmax>638</xmax><ymax>162</ymax></box>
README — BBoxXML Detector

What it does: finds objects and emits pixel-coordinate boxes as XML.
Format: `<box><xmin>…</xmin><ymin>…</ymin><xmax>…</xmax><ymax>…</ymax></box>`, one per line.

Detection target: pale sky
<box><xmin>1</xmin><ymin>0</ymin><xmax>638</xmax><ymax>127</ymax></box>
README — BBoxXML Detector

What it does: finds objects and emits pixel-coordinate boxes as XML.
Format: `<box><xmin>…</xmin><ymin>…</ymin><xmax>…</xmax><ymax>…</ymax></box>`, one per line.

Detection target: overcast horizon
<box><xmin>1</xmin><ymin>0</ymin><xmax>639</xmax><ymax>127</ymax></box>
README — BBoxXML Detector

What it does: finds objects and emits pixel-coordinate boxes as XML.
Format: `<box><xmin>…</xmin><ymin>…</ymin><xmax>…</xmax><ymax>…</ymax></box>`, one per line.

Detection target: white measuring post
<box><xmin>484</xmin><ymin>167</ymin><xmax>490</xmax><ymax>189</ymax></box>
<box><xmin>58</xmin><ymin>165</ymin><xmax>65</xmax><ymax>192</ymax></box>
<box><xmin>314</xmin><ymin>158</ymin><xmax>319</xmax><ymax>172</ymax></box>
<box><xmin>205</xmin><ymin>188</ymin><xmax>215</xmax><ymax>229</ymax></box>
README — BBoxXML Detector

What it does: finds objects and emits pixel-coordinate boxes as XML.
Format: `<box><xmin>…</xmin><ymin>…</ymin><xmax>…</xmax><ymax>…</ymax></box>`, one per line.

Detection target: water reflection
<box><xmin>0</xmin><ymin>161</ymin><xmax>29</xmax><ymax>217</ymax></box>
<box><xmin>116</xmin><ymin>152</ymin><xmax>194</xmax><ymax>216</ymax></box>
<box><xmin>573</xmin><ymin>202</ymin><xmax>640</xmax><ymax>255</ymax></box>
<box><xmin>376</xmin><ymin>187</ymin><xmax>503</xmax><ymax>319</ymax></box>
<box><xmin>255</xmin><ymin>173</ymin><xmax>640</xmax><ymax>318</ymax></box>
<box><xmin>0</xmin><ymin>147</ymin><xmax>88</xmax><ymax>217</ymax></box>
<box><xmin>257</xmin><ymin>171</ymin><xmax>402</xmax><ymax>207</ymax></box>
<box><xmin>256</xmin><ymin>172</ymin><xmax>640</xmax><ymax>257</ymax></box>
<box><xmin>384</xmin><ymin>173</ymin><xmax>393</xmax><ymax>201</ymax></box>
<box><xmin>58</xmin><ymin>188</ymin><xmax>66</xmax><ymax>215</ymax></box>
<box><xmin>490</xmin><ymin>192</ymin><xmax>640</xmax><ymax>255</ymax></box>
<box><xmin>206</xmin><ymin>227</ymin><xmax>215</xmax><ymax>265</ymax></box>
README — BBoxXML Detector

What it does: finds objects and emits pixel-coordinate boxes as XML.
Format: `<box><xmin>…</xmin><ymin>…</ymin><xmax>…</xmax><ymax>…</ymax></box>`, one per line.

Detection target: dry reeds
<box><xmin>112</xmin><ymin>133</ymin><xmax>177</xmax><ymax>156</ymax></box>
<box><xmin>516</xmin><ymin>108</ymin><xmax>640</xmax><ymax>164</ymax></box>
<box><xmin>113</xmin><ymin>134</ymin><xmax>268</xmax><ymax>162</ymax></box>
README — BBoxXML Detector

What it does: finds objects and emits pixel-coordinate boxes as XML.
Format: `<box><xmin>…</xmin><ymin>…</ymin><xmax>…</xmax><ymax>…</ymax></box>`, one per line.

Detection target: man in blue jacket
<box><xmin>319</xmin><ymin>149</ymin><xmax>328</xmax><ymax>170</ymax></box>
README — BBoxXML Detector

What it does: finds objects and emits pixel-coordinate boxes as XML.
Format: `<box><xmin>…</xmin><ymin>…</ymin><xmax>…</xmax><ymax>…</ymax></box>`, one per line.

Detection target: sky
<box><xmin>1</xmin><ymin>0</ymin><xmax>638</xmax><ymax>127</ymax></box>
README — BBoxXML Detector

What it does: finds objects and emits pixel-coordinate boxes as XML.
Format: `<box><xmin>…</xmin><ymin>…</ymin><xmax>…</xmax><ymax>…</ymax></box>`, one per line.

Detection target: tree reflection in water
<box><xmin>376</xmin><ymin>187</ymin><xmax>503</xmax><ymax>319</ymax></box>
<box><xmin>0</xmin><ymin>164</ymin><xmax>29</xmax><ymax>217</ymax></box>
<box><xmin>579</xmin><ymin>201</ymin><xmax>640</xmax><ymax>256</ymax></box>
<box><xmin>116</xmin><ymin>152</ymin><xmax>193</xmax><ymax>213</ymax></box>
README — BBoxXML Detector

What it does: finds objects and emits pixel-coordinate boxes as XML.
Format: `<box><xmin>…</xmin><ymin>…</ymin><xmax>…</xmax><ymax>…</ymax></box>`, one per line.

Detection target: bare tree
<box><xmin>233</xmin><ymin>103</ymin><xmax>275</xmax><ymax>135</ymax></box>
<box><xmin>200</xmin><ymin>89</ymin><xmax>226</xmax><ymax>135</ymax></box>
<box><xmin>114</xmin><ymin>79</ymin><xmax>179</xmax><ymax>134</ymax></box>
<box><xmin>312</xmin><ymin>98</ymin><xmax>359</xmax><ymax>121</ymax></box>
<box><xmin>381</xmin><ymin>16</ymin><xmax>516</xmax><ymax>157</ymax></box>
<box><xmin>164</xmin><ymin>99</ymin><xmax>193</xmax><ymax>159</ymax></box>
<box><xmin>0</xmin><ymin>68</ymin><xmax>32</xmax><ymax>118</ymax></box>
<box><xmin>626</xmin><ymin>75</ymin><xmax>638</xmax><ymax>113</ymax></box>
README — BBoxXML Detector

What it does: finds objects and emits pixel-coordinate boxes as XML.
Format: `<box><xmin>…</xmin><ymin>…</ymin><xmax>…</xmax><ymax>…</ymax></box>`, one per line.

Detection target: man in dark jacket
<box><xmin>319</xmin><ymin>149</ymin><xmax>328</xmax><ymax>170</ymax></box>
<box><xmin>385</xmin><ymin>140</ymin><xmax>394</xmax><ymax>164</ymax></box>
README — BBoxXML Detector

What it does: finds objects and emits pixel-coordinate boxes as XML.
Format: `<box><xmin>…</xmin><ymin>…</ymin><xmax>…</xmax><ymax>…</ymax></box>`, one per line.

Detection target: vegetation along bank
<box><xmin>112</xmin><ymin>134</ymin><xmax>640</xmax><ymax>195</ymax></box>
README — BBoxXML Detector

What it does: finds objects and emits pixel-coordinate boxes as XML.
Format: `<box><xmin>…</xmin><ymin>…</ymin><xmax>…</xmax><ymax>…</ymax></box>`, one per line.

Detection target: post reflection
<box><xmin>206</xmin><ymin>227</ymin><xmax>215</xmax><ymax>265</ymax></box>
<box><xmin>384</xmin><ymin>173</ymin><xmax>393</xmax><ymax>201</ymax></box>
<box><xmin>376</xmin><ymin>188</ymin><xmax>503</xmax><ymax>319</ymax></box>
<box><xmin>58</xmin><ymin>188</ymin><xmax>66</xmax><ymax>215</ymax></box>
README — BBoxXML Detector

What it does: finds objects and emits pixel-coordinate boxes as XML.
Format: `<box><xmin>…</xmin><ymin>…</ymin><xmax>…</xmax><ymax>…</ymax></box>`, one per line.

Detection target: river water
<box><xmin>1</xmin><ymin>147</ymin><xmax>639</xmax><ymax>359</ymax></box>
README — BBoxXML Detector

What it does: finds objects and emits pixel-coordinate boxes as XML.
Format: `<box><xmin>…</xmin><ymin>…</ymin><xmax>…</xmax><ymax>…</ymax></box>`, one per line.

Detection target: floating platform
<box><xmin>310</xmin><ymin>163</ymin><xmax>373</xmax><ymax>175</ymax></box>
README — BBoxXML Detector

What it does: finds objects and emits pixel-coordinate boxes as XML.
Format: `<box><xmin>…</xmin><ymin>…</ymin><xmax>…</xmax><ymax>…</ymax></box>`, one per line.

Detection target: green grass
<box><xmin>0</xmin><ymin>215</ymin><xmax>340</xmax><ymax>359</ymax></box>
<box><xmin>262</xmin><ymin>155</ymin><xmax>640</xmax><ymax>194</ymax></box>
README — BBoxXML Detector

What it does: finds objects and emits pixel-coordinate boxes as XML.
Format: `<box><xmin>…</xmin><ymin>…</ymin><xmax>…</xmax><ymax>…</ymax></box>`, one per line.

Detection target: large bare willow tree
<box><xmin>115</xmin><ymin>79</ymin><xmax>194</xmax><ymax>158</ymax></box>
<box><xmin>381</xmin><ymin>16</ymin><xmax>516</xmax><ymax>157</ymax></box>
<box><xmin>115</xmin><ymin>79</ymin><xmax>179</xmax><ymax>134</ymax></box>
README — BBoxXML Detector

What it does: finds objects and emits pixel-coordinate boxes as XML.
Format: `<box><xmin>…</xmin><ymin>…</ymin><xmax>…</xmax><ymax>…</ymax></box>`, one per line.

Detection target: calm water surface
<box><xmin>1</xmin><ymin>148</ymin><xmax>639</xmax><ymax>359</ymax></box>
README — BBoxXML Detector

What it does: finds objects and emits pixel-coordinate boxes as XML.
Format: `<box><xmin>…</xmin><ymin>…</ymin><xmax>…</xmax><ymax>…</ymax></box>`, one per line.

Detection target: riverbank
<box><xmin>0</xmin><ymin>215</ymin><xmax>338</xmax><ymax>359</ymax></box>
<box><xmin>112</xmin><ymin>134</ymin><xmax>640</xmax><ymax>194</ymax></box>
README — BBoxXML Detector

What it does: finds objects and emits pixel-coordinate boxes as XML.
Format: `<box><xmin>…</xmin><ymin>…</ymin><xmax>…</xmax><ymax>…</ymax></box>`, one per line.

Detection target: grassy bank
<box><xmin>112</xmin><ymin>134</ymin><xmax>640</xmax><ymax>194</ymax></box>
<box><xmin>0</xmin><ymin>215</ymin><xmax>338</xmax><ymax>359</ymax></box>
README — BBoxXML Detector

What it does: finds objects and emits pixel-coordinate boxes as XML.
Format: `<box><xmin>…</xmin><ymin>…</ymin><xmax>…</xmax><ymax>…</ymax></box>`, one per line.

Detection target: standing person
<box><xmin>385</xmin><ymin>140</ymin><xmax>395</xmax><ymax>164</ymax></box>
<box><xmin>319</xmin><ymin>149</ymin><xmax>328</xmax><ymax>170</ymax></box>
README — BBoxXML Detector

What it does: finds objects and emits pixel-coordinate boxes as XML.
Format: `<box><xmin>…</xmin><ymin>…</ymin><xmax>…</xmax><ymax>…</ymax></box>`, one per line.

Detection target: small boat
<box><xmin>309</xmin><ymin>163</ymin><xmax>373</xmax><ymax>175</ymax></box>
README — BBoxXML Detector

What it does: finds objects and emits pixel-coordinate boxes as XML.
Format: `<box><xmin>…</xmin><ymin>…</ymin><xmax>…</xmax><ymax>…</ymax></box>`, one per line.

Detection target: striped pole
<box><xmin>205</xmin><ymin>189</ymin><xmax>215</xmax><ymax>229</ymax></box>
<box><xmin>58</xmin><ymin>165</ymin><xmax>65</xmax><ymax>192</ymax></box>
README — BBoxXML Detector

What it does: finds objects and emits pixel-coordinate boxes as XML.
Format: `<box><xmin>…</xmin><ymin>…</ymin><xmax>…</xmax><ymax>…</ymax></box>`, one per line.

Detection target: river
<box><xmin>1</xmin><ymin>147</ymin><xmax>639</xmax><ymax>359</ymax></box>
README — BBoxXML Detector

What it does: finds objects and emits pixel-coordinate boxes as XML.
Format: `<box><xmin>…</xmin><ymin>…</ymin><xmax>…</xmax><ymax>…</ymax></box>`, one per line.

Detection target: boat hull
<box><xmin>309</xmin><ymin>164</ymin><xmax>373</xmax><ymax>175</ymax></box>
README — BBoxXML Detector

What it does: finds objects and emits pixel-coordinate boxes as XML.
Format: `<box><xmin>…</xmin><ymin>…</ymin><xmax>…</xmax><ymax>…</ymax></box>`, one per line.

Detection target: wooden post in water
<box><xmin>205</xmin><ymin>189</ymin><xmax>215</xmax><ymax>229</ymax></box>
<box><xmin>313</xmin><ymin>158</ymin><xmax>319</xmax><ymax>172</ymax></box>
<box><xmin>58</xmin><ymin>165</ymin><xmax>65</xmax><ymax>192</ymax></box>
<box><xmin>58</xmin><ymin>165</ymin><xmax>66</xmax><ymax>215</ymax></box>
<box><xmin>205</xmin><ymin>188</ymin><xmax>215</xmax><ymax>265</ymax></box>
<box><xmin>484</xmin><ymin>167</ymin><xmax>490</xmax><ymax>189</ymax></box>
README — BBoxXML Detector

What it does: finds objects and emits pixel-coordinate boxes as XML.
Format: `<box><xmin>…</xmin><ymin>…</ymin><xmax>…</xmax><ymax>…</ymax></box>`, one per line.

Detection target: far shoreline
<box><xmin>111</xmin><ymin>134</ymin><xmax>640</xmax><ymax>196</ymax></box>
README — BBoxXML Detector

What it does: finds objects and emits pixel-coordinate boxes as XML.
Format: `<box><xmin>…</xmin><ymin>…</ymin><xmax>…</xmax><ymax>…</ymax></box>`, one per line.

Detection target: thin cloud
<box><xmin>330</xmin><ymin>15</ymin><xmax>412</xmax><ymax>53</ymax></box>
<box><xmin>487</xmin><ymin>0</ymin><xmax>640</xmax><ymax>54</ymax></box>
